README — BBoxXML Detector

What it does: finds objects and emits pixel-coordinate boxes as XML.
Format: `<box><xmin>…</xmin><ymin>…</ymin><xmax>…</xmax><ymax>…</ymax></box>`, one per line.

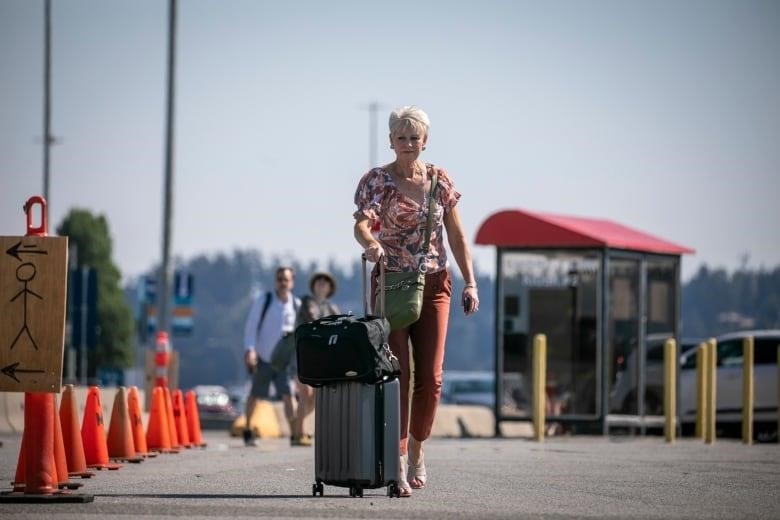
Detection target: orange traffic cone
<box><xmin>24</xmin><ymin>393</ymin><xmax>58</xmax><ymax>495</ymax></box>
<box><xmin>184</xmin><ymin>389</ymin><xmax>206</xmax><ymax>448</ymax></box>
<box><xmin>10</xmin><ymin>396</ymin><xmax>74</xmax><ymax>492</ymax></box>
<box><xmin>10</xmin><ymin>394</ymin><xmax>56</xmax><ymax>494</ymax></box>
<box><xmin>106</xmin><ymin>387</ymin><xmax>144</xmax><ymax>463</ymax></box>
<box><xmin>59</xmin><ymin>385</ymin><xmax>95</xmax><ymax>478</ymax></box>
<box><xmin>172</xmin><ymin>390</ymin><xmax>192</xmax><ymax>448</ymax></box>
<box><xmin>127</xmin><ymin>386</ymin><xmax>156</xmax><ymax>458</ymax></box>
<box><xmin>12</xmin><ymin>411</ymin><xmax>74</xmax><ymax>492</ymax></box>
<box><xmin>53</xmin><ymin>401</ymin><xmax>83</xmax><ymax>489</ymax></box>
<box><xmin>11</xmin><ymin>434</ymin><xmax>26</xmax><ymax>492</ymax></box>
<box><xmin>163</xmin><ymin>387</ymin><xmax>180</xmax><ymax>449</ymax></box>
<box><xmin>146</xmin><ymin>386</ymin><xmax>177</xmax><ymax>453</ymax></box>
<box><xmin>81</xmin><ymin>386</ymin><xmax>121</xmax><ymax>470</ymax></box>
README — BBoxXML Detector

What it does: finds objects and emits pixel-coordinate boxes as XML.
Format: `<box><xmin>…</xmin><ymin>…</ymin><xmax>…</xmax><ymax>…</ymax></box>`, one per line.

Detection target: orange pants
<box><xmin>373</xmin><ymin>267</ymin><xmax>452</xmax><ymax>456</ymax></box>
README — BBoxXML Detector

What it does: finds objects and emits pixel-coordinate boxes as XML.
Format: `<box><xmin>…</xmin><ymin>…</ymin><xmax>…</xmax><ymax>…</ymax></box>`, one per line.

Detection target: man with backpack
<box><xmin>242</xmin><ymin>266</ymin><xmax>304</xmax><ymax>446</ymax></box>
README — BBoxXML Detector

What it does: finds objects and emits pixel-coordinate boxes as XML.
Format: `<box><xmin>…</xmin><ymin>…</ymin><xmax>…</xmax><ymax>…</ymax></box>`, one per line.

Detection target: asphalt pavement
<box><xmin>1</xmin><ymin>430</ymin><xmax>778</xmax><ymax>519</ymax></box>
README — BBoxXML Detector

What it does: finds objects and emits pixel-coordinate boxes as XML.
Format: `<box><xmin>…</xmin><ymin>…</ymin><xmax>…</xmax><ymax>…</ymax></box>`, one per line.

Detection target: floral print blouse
<box><xmin>353</xmin><ymin>164</ymin><xmax>461</xmax><ymax>273</ymax></box>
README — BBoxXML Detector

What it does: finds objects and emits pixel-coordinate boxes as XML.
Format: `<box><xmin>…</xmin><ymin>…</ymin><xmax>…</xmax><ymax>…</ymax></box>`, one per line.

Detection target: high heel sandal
<box><xmin>398</xmin><ymin>456</ymin><xmax>412</xmax><ymax>497</ymax></box>
<box><xmin>407</xmin><ymin>436</ymin><xmax>427</xmax><ymax>489</ymax></box>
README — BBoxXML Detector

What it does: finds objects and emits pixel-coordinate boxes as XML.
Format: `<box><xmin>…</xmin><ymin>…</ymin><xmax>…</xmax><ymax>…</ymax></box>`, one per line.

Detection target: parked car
<box><xmin>192</xmin><ymin>384</ymin><xmax>239</xmax><ymax>430</ymax></box>
<box><xmin>679</xmin><ymin>329</ymin><xmax>780</xmax><ymax>439</ymax></box>
<box><xmin>609</xmin><ymin>334</ymin><xmax>701</xmax><ymax>415</ymax></box>
<box><xmin>441</xmin><ymin>370</ymin><xmax>494</xmax><ymax>408</ymax></box>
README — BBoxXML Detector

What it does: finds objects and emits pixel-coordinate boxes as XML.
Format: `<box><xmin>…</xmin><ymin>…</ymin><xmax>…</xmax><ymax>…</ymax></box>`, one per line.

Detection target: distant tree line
<box><xmin>681</xmin><ymin>264</ymin><xmax>780</xmax><ymax>338</ymax></box>
<box><xmin>149</xmin><ymin>252</ymin><xmax>780</xmax><ymax>390</ymax></box>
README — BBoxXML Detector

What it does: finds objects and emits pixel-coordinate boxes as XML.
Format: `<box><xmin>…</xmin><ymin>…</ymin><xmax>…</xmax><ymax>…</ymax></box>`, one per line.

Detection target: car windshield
<box><xmin>680</xmin><ymin>347</ymin><xmax>699</xmax><ymax>370</ymax></box>
<box><xmin>449</xmin><ymin>380</ymin><xmax>493</xmax><ymax>393</ymax></box>
<box><xmin>197</xmin><ymin>390</ymin><xmax>230</xmax><ymax>407</ymax></box>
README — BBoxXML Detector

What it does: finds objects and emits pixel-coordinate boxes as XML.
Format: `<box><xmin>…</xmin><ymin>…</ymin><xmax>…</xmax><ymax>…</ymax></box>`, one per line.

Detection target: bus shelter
<box><xmin>475</xmin><ymin>209</ymin><xmax>694</xmax><ymax>435</ymax></box>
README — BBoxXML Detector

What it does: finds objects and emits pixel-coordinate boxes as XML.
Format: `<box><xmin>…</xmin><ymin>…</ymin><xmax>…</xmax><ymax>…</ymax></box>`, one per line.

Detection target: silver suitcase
<box><xmin>313</xmin><ymin>379</ymin><xmax>401</xmax><ymax>497</ymax></box>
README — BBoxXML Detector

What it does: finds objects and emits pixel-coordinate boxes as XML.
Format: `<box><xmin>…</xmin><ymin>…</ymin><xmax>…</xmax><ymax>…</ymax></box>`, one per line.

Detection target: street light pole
<box><xmin>368</xmin><ymin>101</ymin><xmax>378</xmax><ymax>168</ymax></box>
<box><xmin>365</xmin><ymin>101</ymin><xmax>383</xmax><ymax>169</ymax></box>
<box><xmin>159</xmin><ymin>0</ymin><xmax>177</xmax><ymax>335</ymax></box>
<box><xmin>43</xmin><ymin>0</ymin><xmax>52</xmax><ymax>204</ymax></box>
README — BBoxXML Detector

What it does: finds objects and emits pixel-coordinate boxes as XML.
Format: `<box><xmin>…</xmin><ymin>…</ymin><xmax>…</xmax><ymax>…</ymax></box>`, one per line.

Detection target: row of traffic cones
<box><xmin>2</xmin><ymin>385</ymin><xmax>205</xmax><ymax>501</ymax></box>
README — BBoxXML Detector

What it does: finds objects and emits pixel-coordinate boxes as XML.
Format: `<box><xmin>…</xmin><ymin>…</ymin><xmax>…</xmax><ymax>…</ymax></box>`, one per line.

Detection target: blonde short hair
<box><xmin>389</xmin><ymin>106</ymin><xmax>430</xmax><ymax>136</ymax></box>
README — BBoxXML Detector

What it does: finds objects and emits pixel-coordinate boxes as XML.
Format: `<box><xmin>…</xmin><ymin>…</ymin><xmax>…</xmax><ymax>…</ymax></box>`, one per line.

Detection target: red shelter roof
<box><xmin>475</xmin><ymin>209</ymin><xmax>694</xmax><ymax>255</ymax></box>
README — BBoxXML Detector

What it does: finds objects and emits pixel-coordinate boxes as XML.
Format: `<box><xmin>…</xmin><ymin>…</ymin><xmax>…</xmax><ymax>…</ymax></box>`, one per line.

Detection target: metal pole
<box><xmin>66</xmin><ymin>242</ymin><xmax>77</xmax><ymax>383</ymax></box>
<box><xmin>663</xmin><ymin>338</ymin><xmax>676</xmax><ymax>443</ymax></box>
<box><xmin>79</xmin><ymin>266</ymin><xmax>88</xmax><ymax>385</ymax></box>
<box><xmin>705</xmin><ymin>338</ymin><xmax>717</xmax><ymax>444</ymax></box>
<box><xmin>493</xmin><ymin>250</ymin><xmax>503</xmax><ymax>438</ymax></box>
<box><xmin>741</xmin><ymin>336</ymin><xmax>754</xmax><ymax>445</ymax></box>
<box><xmin>159</xmin><ymin>0</ymin><xmax>177</xmax><ymax>335</ymax></box>
<box><xmin>368</xmin><ymin>101</ymin><xmax>378</xmax><ymax>168</ymax></box>
<box><xmin>695</xmin><ymin>342</ymin><xmax>707</xmax><ymax>439</ymax></box>
<box><xmin>532</xmin><ymin>334</ymin><xmax>547</xmax><ymax>442</ymax></box>
<box><xmin>43</xmin><ymin>0</ymin><xmax>52</xmax><ymax>204</ymax></box>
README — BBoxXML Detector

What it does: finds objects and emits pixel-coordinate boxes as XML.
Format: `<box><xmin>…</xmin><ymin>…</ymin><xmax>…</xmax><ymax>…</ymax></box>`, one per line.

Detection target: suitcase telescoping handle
<box><xmin>361</xmin><ymin>253</ymin><xmax>385</xmax><ymax>318</ymax></box>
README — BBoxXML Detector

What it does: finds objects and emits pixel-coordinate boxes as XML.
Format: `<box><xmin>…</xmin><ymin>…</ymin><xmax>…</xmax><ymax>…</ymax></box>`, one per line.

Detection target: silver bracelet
<box><xmin>465</xmin><ymin>283</ymin><xmax>477</xmax><ymax>289</ymax></box>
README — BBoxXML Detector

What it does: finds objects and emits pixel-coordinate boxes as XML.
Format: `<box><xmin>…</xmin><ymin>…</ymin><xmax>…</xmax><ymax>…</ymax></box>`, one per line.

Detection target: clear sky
<box><xmin>2</xmin><ymin>0</ymin><xmax>778</xmax><ymax>284</ymax></box>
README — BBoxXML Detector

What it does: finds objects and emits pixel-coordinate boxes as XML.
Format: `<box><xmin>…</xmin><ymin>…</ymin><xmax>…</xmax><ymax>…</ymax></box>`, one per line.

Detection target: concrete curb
<box><xmin>1</xmin><ymin>387</ymin><xmax>148</xmax><ymax>435</ymax></box>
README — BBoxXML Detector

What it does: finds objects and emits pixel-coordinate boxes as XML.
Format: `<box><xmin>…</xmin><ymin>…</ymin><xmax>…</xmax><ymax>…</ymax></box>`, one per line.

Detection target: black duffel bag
<box><xmin>295</xmin><ymin>314</ymin><xmax>400</xmax><ymax>386</ymax></box>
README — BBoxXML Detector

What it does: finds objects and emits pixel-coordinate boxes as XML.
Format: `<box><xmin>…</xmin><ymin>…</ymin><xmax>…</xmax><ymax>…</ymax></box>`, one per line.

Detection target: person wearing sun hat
<box><xmin>308</xmin><ymin>272</ymin><xmax>338</xmax><ymax>300</ymax></box>
<box><xmin>289</xmin><ymin>271</ymin><xmax>341</xmax><ymax>446</ymax></box>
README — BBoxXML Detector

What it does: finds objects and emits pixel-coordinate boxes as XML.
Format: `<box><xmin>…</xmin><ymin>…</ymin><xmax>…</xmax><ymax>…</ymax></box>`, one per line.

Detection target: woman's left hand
<box><xmin>462</xmin><ymin>286</ymin><xmax>479</xmax><ymax>316</ymax></box>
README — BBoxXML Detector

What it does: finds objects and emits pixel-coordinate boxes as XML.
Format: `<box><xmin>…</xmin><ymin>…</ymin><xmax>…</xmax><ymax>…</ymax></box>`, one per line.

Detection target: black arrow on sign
<box><xmin>5</xmin><ymin>241</ymin><xmax>48</xmax><ymax>262</ymax></box>
<box><xmin>1</xmin><ymin>362</ymin><xmax>45</xmax><ymax>383</ymax></box>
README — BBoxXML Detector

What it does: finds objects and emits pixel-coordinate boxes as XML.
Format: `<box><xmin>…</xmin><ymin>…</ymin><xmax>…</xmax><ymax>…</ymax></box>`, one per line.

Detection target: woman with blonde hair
<box><xmin>353</xmin><ymin>105</ymin><xmax>479</xmax><ymax>497</ymax></box>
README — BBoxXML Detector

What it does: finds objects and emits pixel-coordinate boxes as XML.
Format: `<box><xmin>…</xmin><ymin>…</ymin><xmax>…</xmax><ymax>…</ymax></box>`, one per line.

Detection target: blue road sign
<box><xmin>70</xmin><ymin>267</ymin><xmax>97</xmax><ymax>350</ymax></box>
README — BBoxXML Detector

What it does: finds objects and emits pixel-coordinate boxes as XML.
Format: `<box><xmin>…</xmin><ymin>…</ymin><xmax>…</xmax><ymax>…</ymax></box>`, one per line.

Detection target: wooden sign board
<box><xmin>0</xmin><ymin>236</ymin><xmax>68</xmax><ymax>393</ymax></box>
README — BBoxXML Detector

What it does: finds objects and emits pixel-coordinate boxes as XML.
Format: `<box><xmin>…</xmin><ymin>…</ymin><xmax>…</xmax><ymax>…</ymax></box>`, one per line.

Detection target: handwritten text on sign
<box><xmin>0</xmin><ymin>236</ymin><xmax>68</xmax><ymax>393</ymax></box>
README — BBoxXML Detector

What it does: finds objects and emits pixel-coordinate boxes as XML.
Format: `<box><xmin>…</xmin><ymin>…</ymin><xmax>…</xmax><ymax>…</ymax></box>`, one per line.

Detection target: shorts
<box><xmin>249</xmin><ymin>359</ymin><xmax>292</xmax><ymax>399</ymax></box>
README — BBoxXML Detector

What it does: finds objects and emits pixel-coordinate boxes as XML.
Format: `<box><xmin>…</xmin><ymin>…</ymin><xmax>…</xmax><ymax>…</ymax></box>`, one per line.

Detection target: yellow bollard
<box><xmin>664</xmin><ymin>338</ymin><xmax>677</xmax><ymax>443</ymax></box>
<box><xmin>705</xmin><ymin>338</ymin><xmax>717</xmax><ymax>444</ymax></box>
<box><xmin>741</xmin><ymin>336</ymin><xmax>754</xmax><ymax>445</ymax></box>
<box><xmin>532</xmin><ymin>334</ymin><xmax>547</xmax><ymax>442</ymax></box>
<box><xmin>695</xmin><ymin>342</ymin><xmax>708</xmax><ymax>439</ymax></box>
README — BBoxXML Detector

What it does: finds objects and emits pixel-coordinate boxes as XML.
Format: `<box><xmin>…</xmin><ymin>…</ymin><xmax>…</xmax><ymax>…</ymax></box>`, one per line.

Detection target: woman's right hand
<box><xmin>364</xmin><ymin>242</ymin><xmax>385</xmax><ymax>263</ymax></box>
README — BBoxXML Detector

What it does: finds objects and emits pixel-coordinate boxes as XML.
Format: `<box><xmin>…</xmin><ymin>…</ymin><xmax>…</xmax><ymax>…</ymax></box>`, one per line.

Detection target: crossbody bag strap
<box><xmin>419</xmin><ymin>166</ymin><xmax>438</xmax><ymax>272</ymax></box>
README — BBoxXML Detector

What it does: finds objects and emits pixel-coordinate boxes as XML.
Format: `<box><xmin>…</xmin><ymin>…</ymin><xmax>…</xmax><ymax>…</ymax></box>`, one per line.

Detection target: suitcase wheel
<box><xmin>387</xmin><ymin>482</ymin><xmax>401</xmax><ymax>498</ymax></box>
<box><xmin>349</xmin><ymin>485</ymin><xmax>363</xmax><ymax>498</ymax></box>
<box><xmin>312</xmin><ymin>482</ymin><xmax>324</xmax><ymax>497</ymax></box>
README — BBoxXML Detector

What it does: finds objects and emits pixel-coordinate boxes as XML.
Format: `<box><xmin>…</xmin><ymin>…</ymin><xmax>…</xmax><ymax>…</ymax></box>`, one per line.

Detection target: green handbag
<box><xmin>375</xmin><ymin>172</ymin><xmax>438</xmax><ymax>331</ymax></box>
<box><xmin>380</xmin><ymin>270</ymin><xmax>426</xmax><ymax>330</ymax></box>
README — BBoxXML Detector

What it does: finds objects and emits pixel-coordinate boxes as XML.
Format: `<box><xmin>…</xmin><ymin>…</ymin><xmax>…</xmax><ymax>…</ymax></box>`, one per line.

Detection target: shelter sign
<box><xmin>0</xmin><ymin>236</ymin><xmax>68</xmax><ymax>392</ymax></box>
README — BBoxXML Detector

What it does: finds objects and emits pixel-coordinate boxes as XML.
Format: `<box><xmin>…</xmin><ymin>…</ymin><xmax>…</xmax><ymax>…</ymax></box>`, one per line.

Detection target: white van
<box><xmin>441</xmin><ymin>370</ymin><xmax>494</xmax><ymax>408</ymax></box>
<box><xmin>678</xmin><ymin>330</ymin><xmax>779</xmax><ymax>437</ymax></box>
<box><xmin>609</xmin><ymin>334</ymin><xmax>701</xmax><ymax>415</ymax></box>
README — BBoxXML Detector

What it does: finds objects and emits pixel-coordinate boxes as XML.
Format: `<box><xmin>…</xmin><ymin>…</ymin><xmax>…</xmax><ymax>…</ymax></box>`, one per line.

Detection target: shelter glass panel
<box><xmin>644</xmin><ymin>257</ymin><xmax>678</xmax><ymax>415</ymax></box>
<box><xmin>499</xmin><ymin>250</ymin><xmax>600</xmax><ymax>418</ymax></box>
<box><xmin>607</xmin><ymin>258</ymin><xmax>641</xmax><ymax>414</ymax></box>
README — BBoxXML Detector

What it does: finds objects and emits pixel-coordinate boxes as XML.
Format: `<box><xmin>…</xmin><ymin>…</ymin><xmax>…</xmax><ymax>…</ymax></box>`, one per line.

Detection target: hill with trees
<box><xmin>129</xmin><ymin>251</ymin><xmax>780</xmax><ymax>390</ymax></box>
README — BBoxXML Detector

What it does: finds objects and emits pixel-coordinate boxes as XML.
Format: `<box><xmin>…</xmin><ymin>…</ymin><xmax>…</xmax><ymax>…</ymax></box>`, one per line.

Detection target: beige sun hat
<box><xmin>309</xmin><ymin>272</ymin><xmax>337</xmax><ymax>298</ymax></box>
